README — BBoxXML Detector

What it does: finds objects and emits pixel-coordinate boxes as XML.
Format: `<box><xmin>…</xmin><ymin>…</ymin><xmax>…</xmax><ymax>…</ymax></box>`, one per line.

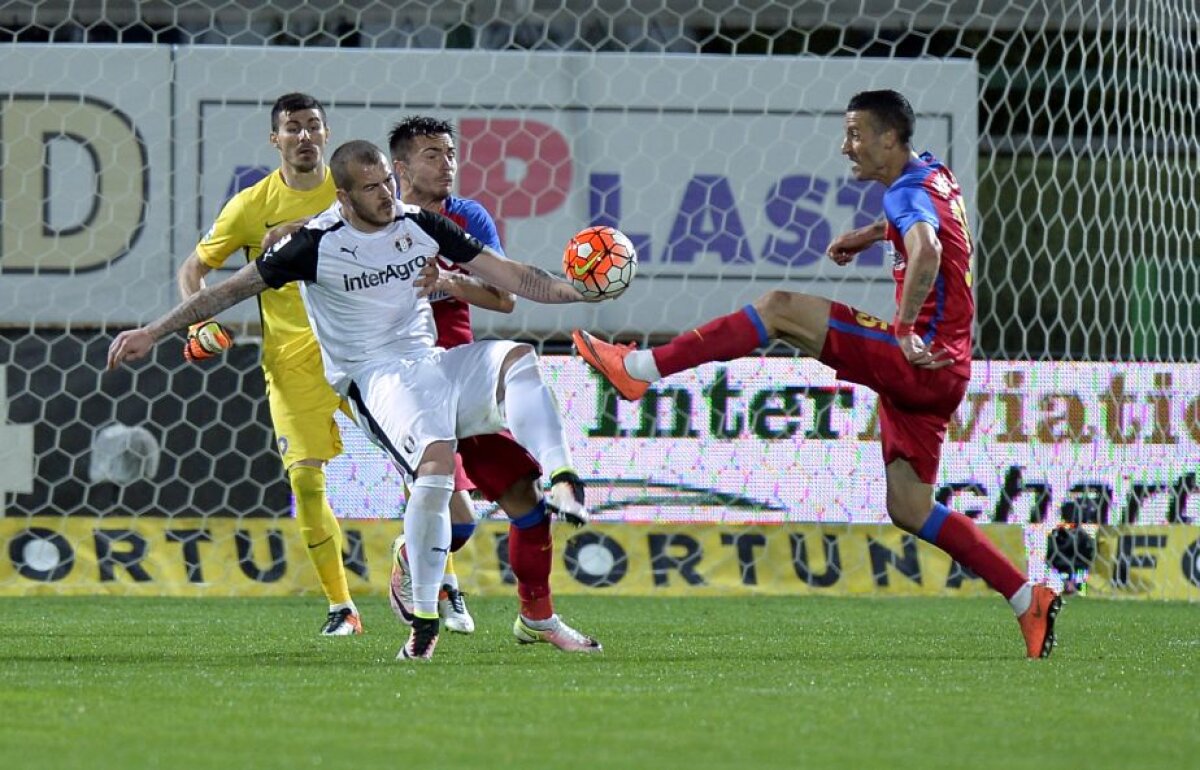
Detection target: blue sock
<box><xmin>510</xmin><ymin>500</ymin><xmax>549</xmax><ymax>530</ymax></box>
<box><xmin>742</xmin><ymin>305</ymin><xmax>770</xmax><ymax>347</ymax></box>
<box><xmin>449</xmin><ymin>521</ymin><xmax>477</xmax><ymax>552</ymax></box>
<box><xmin>917</xmin><ymin>502</ymin><xmax>951</xmax><ymax>543</ymax></box>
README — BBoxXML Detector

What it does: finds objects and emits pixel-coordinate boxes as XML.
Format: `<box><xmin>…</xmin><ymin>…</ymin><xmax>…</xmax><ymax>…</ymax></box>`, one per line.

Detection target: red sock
<box><xmin>652</xmin><ymin>306</ymin><xmax>766</xmax><ymax>378</ymax></box>
<box><xmin>509</xmin><ymin>517</ymin><xmax>554</xmax><ymax>620</ymax></box>
<box><xmin>928</xmin><ymin>508</ymin><xmax>1026</xmax><ymax>599</ymax></box>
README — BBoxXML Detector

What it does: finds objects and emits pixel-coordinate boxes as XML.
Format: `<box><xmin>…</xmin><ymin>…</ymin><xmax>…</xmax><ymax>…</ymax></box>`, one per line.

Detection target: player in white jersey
<box><xmin>107</xmin><ymin>140</ymin><xmax>602</xmax><ymax>661</ymax></box>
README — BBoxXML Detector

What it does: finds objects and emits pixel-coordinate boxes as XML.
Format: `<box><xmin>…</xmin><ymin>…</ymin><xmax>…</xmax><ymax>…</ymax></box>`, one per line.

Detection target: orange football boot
<box><xmin>1017</xmin><ymin>584</ymin><xmax>1063</xmax><ymax>659</ymax></box>
<box><xmin>572</xmin><ymin>329</ymin><xmax>650</xmax><ymax>401</ymax></box>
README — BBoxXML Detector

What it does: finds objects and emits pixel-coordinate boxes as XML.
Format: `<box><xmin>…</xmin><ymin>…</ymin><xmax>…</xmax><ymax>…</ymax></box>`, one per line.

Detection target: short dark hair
<box><xmin>846</xmin><ymin>90</ymin><xmax>915</xmax><ymax>144</ymax></box>
<box><xmin>387</xmin><ymin>115</ymin><xmax>455</xmax><ymax>161</ymax></box>
<box><xmin>270</xmin><ymin>93</ymin><xmax>326</xmax><ymax>132</ymax></box>
<box><xmin>330</xmin><ymin>140</ymin><xmax>388</xmax><ymax>190</ymax></box>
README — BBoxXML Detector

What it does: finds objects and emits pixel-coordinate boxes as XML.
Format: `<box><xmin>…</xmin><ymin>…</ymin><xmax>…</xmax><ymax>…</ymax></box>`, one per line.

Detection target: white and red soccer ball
<box><xmin>562</xmin><ymin>225</ymin><xmax>638</xmax><ymax>300</ymax></box>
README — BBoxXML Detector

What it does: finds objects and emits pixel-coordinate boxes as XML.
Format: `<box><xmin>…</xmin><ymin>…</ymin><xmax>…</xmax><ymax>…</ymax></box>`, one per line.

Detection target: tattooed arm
<box><xmin>895</xmin><ymin>221</ymin><xmax>952</xmax><ymax>369</ymax></box>
<box><xmin>108</xmin><ymin>262</ymin><xmax>268</xmax><ymax>370</ymax></box>
<box><xmin>460</xmin><ymin>247</ymin><xmax>595</xmax><ymax>304</ymax></box>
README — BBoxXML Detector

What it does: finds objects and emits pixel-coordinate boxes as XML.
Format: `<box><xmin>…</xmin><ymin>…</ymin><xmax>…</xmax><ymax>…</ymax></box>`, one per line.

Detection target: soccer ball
<box><xmin>562</xmin><ymin>225</ymin><xmax>638</xmax><ymax>299</ymax></box>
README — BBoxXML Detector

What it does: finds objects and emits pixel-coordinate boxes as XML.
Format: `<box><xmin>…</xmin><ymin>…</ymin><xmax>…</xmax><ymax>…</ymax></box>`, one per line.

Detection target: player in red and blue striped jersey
<box><xmin>575</xmin><ymin>89</ymin><xmax>1062</xmax><ymax>659</ymax></box>
<box><xmin>387</xmin><ymin>116</ymin><xmax>598</xmax><ymax>652</ymax></box>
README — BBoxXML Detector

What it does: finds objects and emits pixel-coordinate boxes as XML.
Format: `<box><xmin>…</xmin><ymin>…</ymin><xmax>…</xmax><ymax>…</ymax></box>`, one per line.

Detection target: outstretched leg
<box><xmin>574</xmin><ymin>291</ymin><xmax>830</xmax><ymax>399</ymax></box>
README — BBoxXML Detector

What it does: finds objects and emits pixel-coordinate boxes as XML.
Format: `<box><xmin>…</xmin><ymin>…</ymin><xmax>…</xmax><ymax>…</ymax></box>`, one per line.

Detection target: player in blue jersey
<box><xmin>386</xmin><ymin>116</ymin><xmax>591</xmax><ymax>650</ymax></box>
<box><xmin>575</xmin><ymin>90</ymin><xmax>1062</xmax><ymax>658</ymax></box>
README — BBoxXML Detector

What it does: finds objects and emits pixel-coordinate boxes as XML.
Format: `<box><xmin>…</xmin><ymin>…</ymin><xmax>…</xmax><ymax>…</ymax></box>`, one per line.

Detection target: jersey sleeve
<box><xmin>412</xmin><ymin>209</ymin><xmax>486</xmax><ymax>263</ymax></box>
<box><xmin>194</xmin><ymin>191</ymin><xmax>254</xmax><ymax>269</ymax></box>
<box><xmin>883</xmin><ymin>184</ymin><xmax>940</xmax><ymax>238</ymax></box>
<box><xmin>458</xmin><ymin>201</ymin><xmax>505</xmax><ymax>256</ymax></box>
<box><xmin>255</xmin><ymin>227</ymin><xmax>322</xmax><ymax>288</ymax></box>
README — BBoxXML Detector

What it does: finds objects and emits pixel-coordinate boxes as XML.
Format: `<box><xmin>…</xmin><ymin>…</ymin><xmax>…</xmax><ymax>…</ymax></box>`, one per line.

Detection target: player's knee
<box><xmin>449</xmin><ymin>490</ymin><xmax>475</xmax><ymax>525</ymax></box>
<box><xmin>416</xmin><ymin>441</ymin><xmax>456</xmax><ymax>477</ymax></box>
<box><xmin>497</xmin><ymin>475</ymin><xmax>541</xmax><ymax>514</ymax></box>
<box><xmin>884</xmin><ymin>494</ymin><xmax>927</xmax><ymax>534</ymax></box>
<box><xmin>753</xmin><ymin>290</ymin><xmax>794</xmax><ymax>334</ymax></box>
<box><xmin>498</xmin><ymin>345</ymin><xmax>542</xmax><ymax>402</ymax></box>
<box><xmin>502</xmin><ymin>345</ymin><xmax>539</xmax><ymax>384</ymax></box>
<box><xmin>289</xmin><ymin>462</ymin><xmax>325</xmax><ymax>500</ymax></box>
<box><xmin>289</xmin><ymin>464</ymin><xmax>338</xmax><ymax>544</ymax></box>
<box><xmin>502</xmin><ymin>343</ymin><xmax>537</xmax><ymax>373</ymax></box>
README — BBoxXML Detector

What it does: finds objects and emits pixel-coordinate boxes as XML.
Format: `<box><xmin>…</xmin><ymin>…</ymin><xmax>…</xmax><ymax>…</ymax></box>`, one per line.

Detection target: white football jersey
<box><xmin>256</xmin><ymin>201</ymin><xmax>484</xmax><ymax>393</ymax></box>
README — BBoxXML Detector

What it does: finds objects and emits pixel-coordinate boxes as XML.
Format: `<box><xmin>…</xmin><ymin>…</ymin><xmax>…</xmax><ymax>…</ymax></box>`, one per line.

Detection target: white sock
<box><xmin>403</xmin><ymin>474</ymin><xmax>454</xmax><ymax>616</ymax></box>
<box><xmin>329</xmin><ymin>600</ymin><xmax>357</xmax><ymax>614</ymax></box>
<box><xmin>624</xmin><ymin>349</ymin><xmax>661</xmax><ymax>382</ymax></box>
<box><xmin>521</xmin><ymin>613</ymin><xmax>558</xmax><ymax>629</ymax></box>
<box><xmin>1008</xmin><ymin>582</ymin><xmax>1033</xmax><ymax>616</ymax></box>
<box><xmin>502</xmin><ymin>352</ymin><xmax>572</xmax><ymax>473</ymax></box>
<box><xmin>442</xmin><ymin>571</ymin><xmax>459</xmax><ymax>591</ymax></box>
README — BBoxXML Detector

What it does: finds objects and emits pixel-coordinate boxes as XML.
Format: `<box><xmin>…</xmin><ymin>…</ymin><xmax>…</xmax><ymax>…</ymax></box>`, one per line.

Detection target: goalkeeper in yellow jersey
<box><xmin>176</xmin><ymin>93</ymin><xmax>361</xmax><ymax>636</ymax></box>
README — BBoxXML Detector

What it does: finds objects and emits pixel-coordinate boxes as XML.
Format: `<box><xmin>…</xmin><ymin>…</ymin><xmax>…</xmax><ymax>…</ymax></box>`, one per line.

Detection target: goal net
<box><xmin>1</xmin><ymin>1</ymin><xmax>1197</xmax><ymax>601</ymax></box>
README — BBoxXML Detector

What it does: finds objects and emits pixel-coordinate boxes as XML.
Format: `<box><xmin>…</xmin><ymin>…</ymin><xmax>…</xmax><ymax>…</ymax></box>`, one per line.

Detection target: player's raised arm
<box><xmin>107</xmin><ymin>262</ymin><xmax>269</xmax><ymax>370</ymax></box>
<box><xmin>827</xmin><ymin>218</ymin><xmax>887</xmax><ymax>265</ymax></box>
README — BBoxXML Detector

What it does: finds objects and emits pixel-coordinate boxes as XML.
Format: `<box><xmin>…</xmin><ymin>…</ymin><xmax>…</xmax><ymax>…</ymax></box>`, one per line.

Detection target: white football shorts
<box><xmin>343</xmin><ymin>340</ymin><xmax>519</xmax><ymax>479</ymax></box>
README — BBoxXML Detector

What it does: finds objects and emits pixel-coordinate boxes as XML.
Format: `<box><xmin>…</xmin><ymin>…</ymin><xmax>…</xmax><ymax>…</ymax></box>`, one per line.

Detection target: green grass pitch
<box><xmin>2</xmin><ymin>595</ymin><xmax>1197</xmax><ymax>769</ymax></box>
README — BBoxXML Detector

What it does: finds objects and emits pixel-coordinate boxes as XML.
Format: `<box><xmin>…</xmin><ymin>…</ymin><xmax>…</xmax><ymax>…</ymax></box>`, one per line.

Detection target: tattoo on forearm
<box><xmin>901</xmin><ymin>266</ymin><xmax>937</xmax><ymax>322</ymax></box>
<box><xmin>149</xmin><ymin>266</ymin><xmax>267</xmax><ymax>338</ymax></box>
<box><xmin>515</xmin><ymin>263</ymin><xmax>575</xmax><ymax>303</ymax></box>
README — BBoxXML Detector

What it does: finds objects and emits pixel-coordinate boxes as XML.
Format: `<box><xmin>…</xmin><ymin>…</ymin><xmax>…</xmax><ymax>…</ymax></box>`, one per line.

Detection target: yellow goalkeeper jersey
<box><xmin>194</xmin><ymin>168</ymin><xmax>336</xmax><ymax>369</ymax></box>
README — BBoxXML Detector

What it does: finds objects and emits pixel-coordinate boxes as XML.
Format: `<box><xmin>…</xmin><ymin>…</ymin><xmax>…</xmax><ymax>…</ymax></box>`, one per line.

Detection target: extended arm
<box><xmin>461</xmin><ymin>248</ymin><xmax>590</xmax><ymax>304</ymax></box>
<box><xmin>108</xmin><ymin>262</ymin><xmax>268</xmax><ymax>370</ymax></box>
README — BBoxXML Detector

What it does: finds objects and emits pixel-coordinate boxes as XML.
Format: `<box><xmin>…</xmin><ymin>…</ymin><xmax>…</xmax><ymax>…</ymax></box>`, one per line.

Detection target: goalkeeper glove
<box><xmin>183</xmin><ymin>320</ymin><xmax>234</xmax><ymax>362</ymax></box>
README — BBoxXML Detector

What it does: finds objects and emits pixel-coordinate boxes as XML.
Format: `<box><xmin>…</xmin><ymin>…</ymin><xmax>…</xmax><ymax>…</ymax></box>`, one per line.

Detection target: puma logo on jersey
<box><xmin>340</xmin><ymin>245</ymin><xmax>360</xmax><ymax>259</ymax></box>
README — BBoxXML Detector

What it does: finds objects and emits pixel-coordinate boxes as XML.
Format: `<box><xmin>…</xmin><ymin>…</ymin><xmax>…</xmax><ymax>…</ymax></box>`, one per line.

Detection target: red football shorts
<box><xmin>819</xmin><ymin>303</ymin><xmax>969</xmax><ymax>484</ymax></box>
<box><xmin>454</xmin><ymin>431</ymin><xmax>541</xmax><ymax>501</ymax></box>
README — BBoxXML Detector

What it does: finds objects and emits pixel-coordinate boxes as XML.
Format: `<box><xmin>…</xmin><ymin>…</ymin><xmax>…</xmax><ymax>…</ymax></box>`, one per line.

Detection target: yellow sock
<box><xmin>290</xmin><ymin>464</ymin><xmax>352</xmax><ymax>606</ymax></box>
<box><xmin>442</xmin><ymin>553</ymin><xmax>458</xmax><ymax>590</ymax></box>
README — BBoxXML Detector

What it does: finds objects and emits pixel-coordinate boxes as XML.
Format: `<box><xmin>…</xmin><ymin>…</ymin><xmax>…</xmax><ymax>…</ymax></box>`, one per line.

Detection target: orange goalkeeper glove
<box><xmin>183</xmin><ymin>320</ymin><xmax>234</xmax><ymax>362</ymax></box>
